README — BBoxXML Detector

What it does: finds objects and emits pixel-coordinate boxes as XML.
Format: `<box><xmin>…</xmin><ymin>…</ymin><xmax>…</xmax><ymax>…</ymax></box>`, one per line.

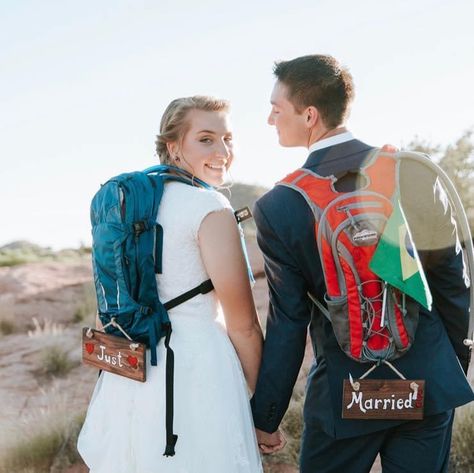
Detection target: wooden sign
<box><xmin>82</xmin><ymin>328</ymin><xmax>146</xmax><ymax>382</ymax></box>
<box><xmin>342</xmin><ymin>379</ymin><xmax>425</xmax><ymax>420</ymax></box>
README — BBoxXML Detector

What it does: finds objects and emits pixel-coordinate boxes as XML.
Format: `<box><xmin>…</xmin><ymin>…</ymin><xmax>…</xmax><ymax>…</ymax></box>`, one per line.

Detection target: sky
<box><xmin>1</xmin><ymin>0</ymin><xmax>473</xmax><ymax>249</ymax></box>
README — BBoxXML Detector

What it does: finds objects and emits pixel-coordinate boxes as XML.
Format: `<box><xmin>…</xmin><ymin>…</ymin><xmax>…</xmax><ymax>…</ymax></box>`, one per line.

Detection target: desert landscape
<box><xmin>0</xmin><ymin>238</ymin><xmax>472</xmax><ymax>472</ymax></box>
<box><xmin>0</xmin><ymin>241</ymin><xmax>307</xmax><ymax>473</ymax></box>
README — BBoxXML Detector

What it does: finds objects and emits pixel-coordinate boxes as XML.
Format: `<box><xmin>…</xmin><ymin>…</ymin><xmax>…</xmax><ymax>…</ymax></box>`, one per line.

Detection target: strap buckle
<box><xmin>133</xmin><ymin>221</ymin><xmax>148</xmax><ymax>236</ymax></box>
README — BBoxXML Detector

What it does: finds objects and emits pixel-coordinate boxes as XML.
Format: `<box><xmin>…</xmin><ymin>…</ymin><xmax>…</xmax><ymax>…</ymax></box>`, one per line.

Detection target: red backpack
<box><xmin>279</xmin><ymin>146</ymin><xmax>419</xmax><ymax>363</ymax></box>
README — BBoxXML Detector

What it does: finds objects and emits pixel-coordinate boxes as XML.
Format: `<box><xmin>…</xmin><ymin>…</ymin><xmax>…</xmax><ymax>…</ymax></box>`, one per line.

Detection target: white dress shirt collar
<box><xmin>308</xmin><ymin>131</ymin><xmax>354</xmax><ymax>154</ymax></box>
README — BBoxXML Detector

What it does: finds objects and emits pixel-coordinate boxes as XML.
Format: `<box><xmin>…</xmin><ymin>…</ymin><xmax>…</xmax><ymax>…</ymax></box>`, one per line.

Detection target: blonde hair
<box><xmin>155</xmin><ymin>95</ymin><xmax>230</xmax><ymax>165</ymax></box>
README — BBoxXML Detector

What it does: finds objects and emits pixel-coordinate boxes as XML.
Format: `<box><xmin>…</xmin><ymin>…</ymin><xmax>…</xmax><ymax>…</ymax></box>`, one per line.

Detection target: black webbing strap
<box><xmin>163</xmin><ymin>323</ymin><xmax>178</xmax><ymax>456</ymax></box>
<box><xmin>163</xmin><ymin>279</ymin><xmax>214</xmax><ymax>311</ymax></box>
<box><xmin>161</xmin><ymin>278</ymin><xmax>214</xmax><ymax>456</ymax></box>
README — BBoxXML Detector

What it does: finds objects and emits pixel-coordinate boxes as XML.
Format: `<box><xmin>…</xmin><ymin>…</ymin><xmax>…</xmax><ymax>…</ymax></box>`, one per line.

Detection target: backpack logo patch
<box><xmin>351</xmin><ymin>228</ymin><xmax>379</xmax><ymax>246</ymax></box>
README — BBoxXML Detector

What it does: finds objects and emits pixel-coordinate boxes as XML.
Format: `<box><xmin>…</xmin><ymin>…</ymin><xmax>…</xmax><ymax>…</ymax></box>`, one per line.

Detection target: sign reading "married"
<box><xmin>342</xmin><ymin>379</ymin><xmax>425</xmax><ymax>420</ymax></box>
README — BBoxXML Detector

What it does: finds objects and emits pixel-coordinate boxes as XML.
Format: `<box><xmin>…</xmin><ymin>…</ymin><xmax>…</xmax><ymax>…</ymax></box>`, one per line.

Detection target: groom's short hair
<box><xmin>273</xmin><ymin>54</ymin><xmax>354</xmax><ymax>128</ymax></box>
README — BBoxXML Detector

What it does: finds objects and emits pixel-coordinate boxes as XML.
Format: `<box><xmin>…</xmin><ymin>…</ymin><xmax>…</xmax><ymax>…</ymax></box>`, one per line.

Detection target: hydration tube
<box><xmin>143</xmin><ymin>164</ymin><xmax>213</xmax><ymax>190</ymax></box>
<box><xmin>393</xmin><ymin>151</ymin><xmax>474</xmax><ymax>348</ymax></box>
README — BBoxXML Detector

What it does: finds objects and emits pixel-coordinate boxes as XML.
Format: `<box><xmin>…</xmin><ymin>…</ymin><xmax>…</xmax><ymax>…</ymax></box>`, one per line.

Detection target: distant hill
<box><xmin>0</xmin><ymin>240</ymin><xmax>48</xmax><ymax>252</ymax></box>
<box><xmin>218</xmin><ymin>182</ymin><xmax>269</xmax><ymax>212</ymax></box>
<box><xmin>0</xmin><ymin>183</ymin><xmax>269</xmax><ymax>267</ymax></box>
<box><xmin>0</xmin><ymin>241</ymin><xmax>90</xmax><ymax>267</ymax></box>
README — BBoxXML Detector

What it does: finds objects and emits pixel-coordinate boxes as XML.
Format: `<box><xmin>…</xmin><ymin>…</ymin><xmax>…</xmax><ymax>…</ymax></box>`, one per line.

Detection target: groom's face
<box><xmin>268</xmin><ymin>81</ymin><xmax>308</xmax><ymax>147</ymax></box>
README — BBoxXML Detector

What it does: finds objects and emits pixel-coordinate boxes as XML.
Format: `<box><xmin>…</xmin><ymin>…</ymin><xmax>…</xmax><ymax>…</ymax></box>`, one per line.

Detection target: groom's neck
<box><xmin>307</xmin><ymin>126</ymin><xmax>348</xmax><ymax>149</ymax></box>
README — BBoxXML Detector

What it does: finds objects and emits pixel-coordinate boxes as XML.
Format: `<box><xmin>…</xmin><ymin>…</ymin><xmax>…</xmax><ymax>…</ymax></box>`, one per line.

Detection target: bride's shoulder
<box><xmin>165</xmin><ymin>183</ymin><xmax>233</xmax><ymax>236</ymax></box>
<box><xmin>166</xmin><ymin>182</ymin><xmax>231</xmax><ymax>207</ymax></box>
<box><xmin>195</xmin><ymin>188</ymin><xmax>232</xmax><ymax>218</ymax></box>
<box><xmin>173</xmin><ymin>183</ymin><xmax>231</xmax><ymax>209</ymax></box>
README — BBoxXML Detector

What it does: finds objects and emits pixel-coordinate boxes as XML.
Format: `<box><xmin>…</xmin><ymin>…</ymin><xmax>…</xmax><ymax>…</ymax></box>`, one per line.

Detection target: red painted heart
<box><xmin>127</xmin><ymin>355</ymin><xmax>138</xmax><ymax>368</ymax></box>
<box><xmin>85</xmin><ymin>343</ymin><xmax>95</xmax><ymax>355</ymax></box>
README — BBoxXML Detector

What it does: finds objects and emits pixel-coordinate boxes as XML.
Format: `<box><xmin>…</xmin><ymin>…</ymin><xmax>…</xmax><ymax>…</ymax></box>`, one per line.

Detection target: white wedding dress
<box><xmin>78</xmin><ymin>182</ymin><xmax>263</xmax><ymax>473</ymax></box>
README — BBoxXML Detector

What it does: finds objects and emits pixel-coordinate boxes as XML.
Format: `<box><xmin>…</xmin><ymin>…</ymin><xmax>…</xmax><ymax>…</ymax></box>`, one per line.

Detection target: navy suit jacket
<box><xmin>251</xmin><ymin>139</ymin><xmax>474</xmax><ymax>439</ymax></box>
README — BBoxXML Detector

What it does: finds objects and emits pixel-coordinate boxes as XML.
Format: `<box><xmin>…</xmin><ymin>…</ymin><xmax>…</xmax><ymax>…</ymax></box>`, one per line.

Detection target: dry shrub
<box><xmin>0</xmin><ymin>319</ymin><xmax>15</xmax><ymax>336</ymax></box>
<box><xmin>38</xmin><ymin>345</ymin><xmax>76</xmax><ymax>378</ymax></box>
<box><xmin>262</xmin><ymin>395</ymin><xmax>474</xmax><ymax>472</ymax></box>
<box><xmin>0</xmin><ymin>427</ymin><xmax>63</xmax><ymax>473</ymax></box>
<box><xmin>73</xmin><ymin>282</ymin><xmax>97</xmax><ymax>324</ymax></box>
<box><xmin>0</xmin><ymin>301</ymin><xmax>16</xmax><ymax>336</ymax></box>
<box><xmin>28</xmin><ymin>317</ymin><xmax>64</xmax><ymax>338</ymax></box>
<box><xmin>0</xmin><ymin>386</ymin><xmax>86</xmax><ymax>473</ymax></box>
<box><xmin>449</xmin><ymin>403</ymin><xmax>474</xmax><ymax>473</ymax></box>
<box><xmin>0</xmin><ymin>413</ymin><xmax>85</xmax><ymax>473</ymax></box>
<box><xmin>263</xmin><ymin>396</ymin><xmax>304</xmax><ymax>469</ymax></box>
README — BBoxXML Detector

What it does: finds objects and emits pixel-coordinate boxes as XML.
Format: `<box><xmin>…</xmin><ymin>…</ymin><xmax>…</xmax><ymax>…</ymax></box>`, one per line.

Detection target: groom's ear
<box><xmin>305</xmin><ymin>106</ymin><xmax>318</xmax><ymax>128</ymax></box>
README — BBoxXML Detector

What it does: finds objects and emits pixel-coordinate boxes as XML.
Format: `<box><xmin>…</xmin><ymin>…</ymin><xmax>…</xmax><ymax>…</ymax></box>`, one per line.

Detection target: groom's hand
<box><xmin>256</xmin><ymin>428</ymin><xmax>286</xmax><ymax>454</ymax></box>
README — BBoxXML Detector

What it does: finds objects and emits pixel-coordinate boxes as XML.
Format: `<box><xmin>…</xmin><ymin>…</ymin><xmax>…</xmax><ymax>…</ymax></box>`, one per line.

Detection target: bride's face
<box><xmin>172</xmin><ymin>109</ymin><xmax>234</xmax><ymax>187</ymax></box>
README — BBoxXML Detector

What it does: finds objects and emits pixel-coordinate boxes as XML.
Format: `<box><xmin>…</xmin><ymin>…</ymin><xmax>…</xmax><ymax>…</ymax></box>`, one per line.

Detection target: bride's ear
<box><xmin>167</xmin><ymin>142</ymin><xmax>178</xmax><ymax>160</ymax></box>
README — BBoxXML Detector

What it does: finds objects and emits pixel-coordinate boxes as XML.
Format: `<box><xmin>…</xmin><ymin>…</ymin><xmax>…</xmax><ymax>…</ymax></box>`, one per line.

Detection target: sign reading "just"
<box><xmin>82</xmin><ymin>328</ymin><xmax>146</xmax><ymax>382</ymax></box>
<box><xmin>342</xmin><ymin>379</ymin><xmax>425</xmax><ymax>420</ymax></box>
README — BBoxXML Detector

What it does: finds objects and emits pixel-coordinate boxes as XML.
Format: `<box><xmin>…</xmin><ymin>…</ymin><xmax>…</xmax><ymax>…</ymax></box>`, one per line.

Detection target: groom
<box><xmin>251</xmin><ymin>54</ymin><xmax>473</xmax><ymax>472</ymax></box>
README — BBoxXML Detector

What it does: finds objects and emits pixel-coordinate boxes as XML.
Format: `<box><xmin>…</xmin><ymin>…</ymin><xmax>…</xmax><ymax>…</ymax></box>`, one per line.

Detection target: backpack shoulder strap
<box><xmin>361</xmin><ymin>145</ymin><xmax>399</xmax><ymax>199</ymax></box>
<box><xmin>278</xmin><ymin>168</ymin><xmax>338</xmax><ymax>222</ymax></box>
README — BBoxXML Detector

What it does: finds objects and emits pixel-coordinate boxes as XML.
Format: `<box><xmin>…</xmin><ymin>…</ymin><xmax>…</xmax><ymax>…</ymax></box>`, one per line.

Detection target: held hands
<box><xmin>255</xmin><ymin>428</ymin><xmax>286</xmax><ymax>454</ymax></box>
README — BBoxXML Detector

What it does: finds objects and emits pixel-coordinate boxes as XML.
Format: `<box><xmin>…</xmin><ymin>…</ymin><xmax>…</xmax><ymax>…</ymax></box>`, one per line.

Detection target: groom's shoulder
<box><xmin>256</xmin><ymin>180</ymin><xmax>300</xmax><ymax>212</ymax></box>
<box><xmin>254</xmin><ymin>179</ymin><xmax>313</xmax><ymax>231</ymax></box>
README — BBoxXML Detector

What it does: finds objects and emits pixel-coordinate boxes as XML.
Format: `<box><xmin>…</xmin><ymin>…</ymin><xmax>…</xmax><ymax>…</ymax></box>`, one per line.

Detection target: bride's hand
<box><xmin>255</xmin><ymin>428</ymin><xmax>286</xmax><ymax>454</ymax></box>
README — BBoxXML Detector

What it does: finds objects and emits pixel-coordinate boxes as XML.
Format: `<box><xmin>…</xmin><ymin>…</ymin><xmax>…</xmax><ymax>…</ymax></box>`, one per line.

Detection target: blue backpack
<box><xmin>90</xmin><ymin>165</ymin><xmax>218</xmax><ymax>456</ymax></box>
<box><xmin>90</xmin><ymin>165</ymin><xmax>254</xmax><ymax>457</ymax></box>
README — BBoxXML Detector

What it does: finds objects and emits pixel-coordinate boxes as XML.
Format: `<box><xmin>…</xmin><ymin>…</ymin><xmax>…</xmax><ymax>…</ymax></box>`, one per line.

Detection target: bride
<box><xmin>78</xmin><ymin>96</ymin><xmax>264</xmax><ymax>472</ymax></box>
